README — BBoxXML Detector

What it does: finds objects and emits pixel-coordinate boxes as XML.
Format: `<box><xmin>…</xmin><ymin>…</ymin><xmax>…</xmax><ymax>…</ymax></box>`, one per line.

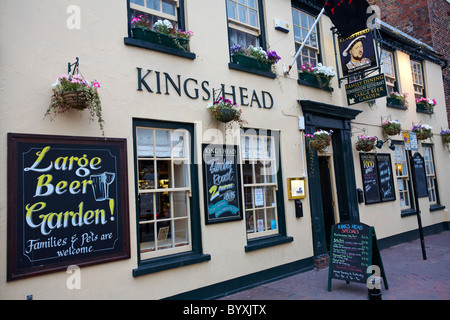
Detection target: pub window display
<box><xmin>136</xmin><ymin>127</ymin><xmax>191</xmax><ymax>256</ymax></box>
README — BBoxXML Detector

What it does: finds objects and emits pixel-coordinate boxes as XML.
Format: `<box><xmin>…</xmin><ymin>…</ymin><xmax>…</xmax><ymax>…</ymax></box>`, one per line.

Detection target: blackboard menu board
<box><xmin>202</xmin><ymin>144</ymin><xmax>243</xmax><ymax>224</ymax></box>
<box><xmin>328</xmin><ymin>222</ymin><xmax>371</xmax><ymax>284</ymax></box>
<box><xmin>410</xmin><ymin>152</ymin><xmax>428</xmax><ymax>198</ymax></box>
<box><xmin>359</xmin><ymin>153</ymin><xmax>395</xmax><ymax>204</ymax></box>
<box><xmin>7</xmin><ymin>133</ymin><xmax>130</xmax><ymax>281</ymax></box>
<box><xmin>328</xmin><ymin>221</ymin><xmax>388</xmax><ymax>291</ymax></box>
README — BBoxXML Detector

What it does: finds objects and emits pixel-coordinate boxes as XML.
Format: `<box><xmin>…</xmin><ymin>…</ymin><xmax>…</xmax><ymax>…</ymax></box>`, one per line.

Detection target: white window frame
<box><xmin>393</xmin><ymin>143</ymin><xmax>411</xmax><ymax>210</ymax></box>
<box><xmin>423</xmin><ymin>145</ymin><xmax>437</xmax><ymax>205</ymax></box>
<box><xmin>227</xmin><ymin>0</ymin><xmax>261</xmax><ymax>48</ymax></box>
<box><xmin>292</xmin><ymin>7</ymin><xmax>319</xmax><ymax>68</ymax></box>
<box><xmin>411</xmin><ymin>60</ymin><xmax>424</xmax><ymax>99</ymax></box>
<box><xmin>130</xmin><ymin>0</ymin><xmax>179</xmax><ymax>25</ymax></box>
<box><xmin>136</xmin><ymin>127</ymin><xmax>192</xmax><ymax>260</ymax></box>
<box><xmin>381</xmin><ymin>50</ymin><xmax>396</xmax><ymax>94</ymax></box>
<box><xmin>241</xmin><ymin>133</ymin><xmax>278</xmax><ymax>239</ymax></box>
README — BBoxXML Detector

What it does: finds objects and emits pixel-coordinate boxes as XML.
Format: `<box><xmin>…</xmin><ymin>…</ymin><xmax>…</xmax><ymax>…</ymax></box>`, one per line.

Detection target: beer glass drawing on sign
<box><xmin>91</xmin><ymin>172</ymin><xmax>115</xmax><ymax>201</ymax></box>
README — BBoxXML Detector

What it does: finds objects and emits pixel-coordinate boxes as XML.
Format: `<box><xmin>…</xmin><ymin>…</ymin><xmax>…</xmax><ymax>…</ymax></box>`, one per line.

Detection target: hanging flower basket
<box><xmin>46</xmin><ymin>73</ymin><xmax>104</xmax><ymax>136</ymax></box>
<box><xmin>382</xmin><ymin>119</ymin><xmax>402</xmax><ymax>136</ymax></box>
<box><xmin>207</xmin><ymin>97</ymin><xmax>245</xmax><ymax>124</ymax></box>
<box><xmin>306</xmin><ymin>130</ymin><xmax>332</xmax><ymax>152</ymax></box>
<box><xmin>441</xmin><ymin>129</ymin><xmax>450</xmax><ymax>144</ymax></box>
<box><xmin>355</xmin><ymin>135</ymin><xmax>377</xmax><ymax>152</ymax></box>
<box><xmin>412</xmin><ymin>124</ymin><xmax>433</xmax><ymax>141</ymax></box>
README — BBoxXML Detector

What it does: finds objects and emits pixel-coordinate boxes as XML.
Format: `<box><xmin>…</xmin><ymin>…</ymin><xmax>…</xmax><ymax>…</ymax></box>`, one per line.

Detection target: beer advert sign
<box><xmin>7</xmin><ymin>133</ymin><xmax>130</xmax><ymax>281</ymax></box>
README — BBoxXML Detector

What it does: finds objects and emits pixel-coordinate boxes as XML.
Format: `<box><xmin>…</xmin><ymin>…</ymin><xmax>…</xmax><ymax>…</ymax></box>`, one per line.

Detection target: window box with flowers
<box><xmin>305</xmin><ymin>130</ymin><xmax>332</xmax><ymax>152</ymax></box>
<box><xmin>45</xmin><ymin>74</ymin><xmax>105</xmax><ymax>136</ymax></box>
<box><xmin>382</xmin><ymin>119</ymin><xmax>402</xmax><ymax>136</ymax></box>
<box><xmin>416</xmin><ymin>97</ymin><xmax>436</xmax><ymax>115</ymax></box>
<box><xmin>412</xmin><ymin>124</ymin><xmax>433</xmax><ymax>141</ymax></box>
<box><xmin>125</xmin><ymin>16</ymin><xmax>195</xmax><ymax>59</ymax></box>
<box><xmin>207</xmin><ymin>97</ymin><xmax>246</xmax><ymax>126</ymax></box>
<box><xmin>298</xmin><ymin>62</ymin><xmax>335</xmax><ymax>92</ymax></box>
<box><xmin>355</xmin><ymin>135</ymin><xmax>377</xmax><ymax>152</ymax></box>
<box><xmin>387</xmin><ymin>92</ymin><xmax>408</xmax><ymax>109</ymax></box>
<box><xmin>229</xmin><ymin>45</ymin><xmax>280</xmax><ymax>78</ymax></box>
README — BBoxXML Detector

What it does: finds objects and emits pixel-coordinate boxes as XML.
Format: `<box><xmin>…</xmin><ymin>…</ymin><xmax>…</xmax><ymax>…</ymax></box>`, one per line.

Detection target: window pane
<box><xmin>156</xmin><ymin>192</ymin><xmax>170</xmax><ymax>219</ymax></box>
<box><xmin>139</xmin><ymin>160</ymin><xmax>155</xmax><ymax>189</ymax></box>
<box><xmin>246</xmin><ymin>211</ymin><xmax>255</xmax><ymax>233</ymax></box>
<box><xmin>244</xmin><ymin>187</ymin><xmax>253</xmax><ymax>209</ymax></box>
<box><xmin>139</xmin><ymin>193</ymin><xmax>155</xmax><ymax>220</ymax></box>
<box><xmin>249</xmin><ymin>9</ymin><xmax>258</xmax><ymax>27</ymax></box>
<box><xmin>156</xmin><ymin>160</ymin><xmax>171</xmax><ymax>188</ymax></box>
<box><xmin>140</xmin><ymin>222</ymin><xmax>155</xmax><ymax>252</ymax></box>
<box><xmin>243</xmin><ymin>160</ymin><xmax>253</xmax><ymax>184</ymax></box>
<box><xmin>266</xmin><ymin>208</ymin><xmax>276</xmax><ymax>230</ymax></box>
<box><xmin>265</xmin><ymin>186</ymin><xmax>276</xmax><ymax>207</ymax></box>
<box><xmin>147</xmin><ymin>0</ymin><xmax>160</xmax><ymax>11</ymax></box>
<box><xmin>248</xmin><ymin>0</ymin><xmax>257</xmax><ymax>9</ymax></box>
<box><xmin>255</xmin><ymin>209</ymin><xmax>265</xmax><ymax>231</ymax></box>
<box><xmin>131</xmin><ymin>0</ymin><xmax>145</xmax><ymax>6</ymax></box>
<box><xmin>238</xmin><ymin>4</ymin><xmax>248</xmax><ymax>24</ymax></box>
<box><xmin>137</xmin><ymin>128</ymin><xmax>154</xmax><ymax>157</ymax></box>
<box><xmin>155</xmin><ymin>130</ymin><xmax>171</xmax><ymax>158</ymax></box>
<box><xmin>227</xmin><ymin>0</ymin><xmax>237</xmax><ymax>20</ymax></box>
<box><xmin>156</xmin><ymin>221</ymin><xmax>171</xmax><ymax>249</ymax></box>
<box><xmin>174</xmin><ymin>219</ymin><xmax>189</xmax><ymax>246</ymax></box>
<box><xmin>162</xmin><ymin>0</ymin><xmax>175</xmax><ymax>15</ymax></box>
<box><xmin>172</xmin><ymin>130</ymin><xmax>186</xmax><ymax>158</ymax></box>
<box><xmin>173</xmin><ymin>191</ymin><xmax>188</xmax><ymax>217</ymax></box>
<box><xmin>173</xmin><ymin>161</ymin><xmax>188</xmax><ymax>188</ymax></box>
<box><xmin>254</xmin><ymin>161</ymin><xmax>264</xmax><ymax>183</ymax></box>
<box><xmin>301</xmin><ymin>13</ymin><xmax>308</xmax><ymax>29</ymax></box>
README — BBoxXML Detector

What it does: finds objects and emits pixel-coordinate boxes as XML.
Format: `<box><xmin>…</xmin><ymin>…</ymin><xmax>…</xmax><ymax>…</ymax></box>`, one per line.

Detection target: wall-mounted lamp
<box><xmin>376</xmin><ymin>138</ymin><xmax>396</xmax><ymax>151</ymax></box>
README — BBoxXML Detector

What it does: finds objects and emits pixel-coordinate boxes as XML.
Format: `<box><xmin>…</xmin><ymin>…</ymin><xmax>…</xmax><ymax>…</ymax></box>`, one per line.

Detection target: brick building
<box><xmin>377</xmin><ymin>0</ymin><xmax>450</xmax><ymax>125</ymax></box>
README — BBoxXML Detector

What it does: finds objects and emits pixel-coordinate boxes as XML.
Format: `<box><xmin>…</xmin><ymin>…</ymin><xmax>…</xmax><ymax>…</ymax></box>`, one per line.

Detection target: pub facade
<box><xmin>1</xmin><ymin>0</ymin><xmax>448</xmax><ymax>299</ymax></box>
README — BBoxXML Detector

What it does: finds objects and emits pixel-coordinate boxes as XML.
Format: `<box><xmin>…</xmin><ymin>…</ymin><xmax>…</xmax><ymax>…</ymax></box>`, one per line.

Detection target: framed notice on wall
<box><xmin>359</xmin><ymin>153</ymin><xmax>396</xmax><ymax>204</ymax></box>
<box><xmin>202</xmin><ymin>144</ymin><xmax>243</xmax><ymax>224</ymax></box>
<box><xmin>7</xmin><ymin>133</ymin><xmax>130</xmax><ymax>281</ymax></box>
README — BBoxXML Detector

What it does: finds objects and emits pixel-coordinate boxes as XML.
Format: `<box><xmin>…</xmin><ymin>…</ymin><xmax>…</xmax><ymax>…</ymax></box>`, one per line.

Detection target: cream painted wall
<box><xmin>1</xmin><ymin>0</ymin><xmax>448</xmax><ymax>299</ymax></box>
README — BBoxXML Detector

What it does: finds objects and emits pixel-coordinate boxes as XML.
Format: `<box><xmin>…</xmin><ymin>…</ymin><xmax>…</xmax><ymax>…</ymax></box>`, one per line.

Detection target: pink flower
<box><xmin>93</xmin><ymin>81</ymin><xmax>100</xmax><ymax>88</ymax></box>
<box><xmin>131</xmin><ymin>17</ymin><xmax>141</xmax><ymax>24</ymax></box>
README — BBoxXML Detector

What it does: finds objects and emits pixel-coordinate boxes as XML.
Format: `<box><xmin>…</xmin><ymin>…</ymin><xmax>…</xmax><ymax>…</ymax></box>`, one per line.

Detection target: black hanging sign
<box><xmin>7</xmin><ymin>133</ymin><xmax>130</xmax><ymax>281</ymax></box>
<box><xmin>410</xmin><ymin>152</ymin><xmax>428</xmax><ymax>198</ymax></box>
<box><xmin>328</xmin><ymin>221</ymin><xmax>388</xmax><ymax>291</ymax></box>
<box><xmin>202</xmin><ymin>144</ymin><xmax>243</xmax><ymax>224</ymax></box>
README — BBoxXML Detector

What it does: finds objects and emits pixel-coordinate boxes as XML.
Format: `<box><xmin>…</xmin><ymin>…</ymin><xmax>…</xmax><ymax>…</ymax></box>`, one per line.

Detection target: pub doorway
<box><xmin>318</xmin><ymin>156</ymin><xmax>337</xmax><ymax>252</ymax></box>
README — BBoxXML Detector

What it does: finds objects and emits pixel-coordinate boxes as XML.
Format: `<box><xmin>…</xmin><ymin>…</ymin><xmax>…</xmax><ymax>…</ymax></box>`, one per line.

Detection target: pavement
<box><xmin>220</xmin><ymin>230</ymin><xmax>450</xmax><ymax>300</ymax></box>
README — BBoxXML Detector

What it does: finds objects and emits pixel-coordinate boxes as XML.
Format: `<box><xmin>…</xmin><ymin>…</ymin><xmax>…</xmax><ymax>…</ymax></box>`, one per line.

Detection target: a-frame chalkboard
<box><xmin>328</xmin><ymin>222</ymin><xmax>388</xmax><ymax>291</ymax></box>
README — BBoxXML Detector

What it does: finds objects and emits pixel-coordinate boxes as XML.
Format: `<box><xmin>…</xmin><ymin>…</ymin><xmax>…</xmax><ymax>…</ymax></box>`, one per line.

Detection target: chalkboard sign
<box><xmin>410</xmin><ymin>152</ymin><xmax>428</xmax><ymax>198</ymax></box>
<box><xmin>7</xmin><ymin>133</ymin><xmax>130</xmax><ymax>281</ymax></box>
<box><xmin>360</xmin><ymin>154</ymin><xmax>380</xmax><ymax>204</ymax></box>
<box><xmin>202</xmin><ymin>144</ymin><xmax>243</xmax><ymax>224</ymax></box>
<box><xmin>359</xmin><ymin>153</ymin><xmax>395</xmax><ymax>204</ymax></box>
<box><xmin>377</xmin><ymin>154</ymin><xmax>395</xmax><ymax>201</ymax></box>
<box><xmin>328</xmin><ymin>222</ymin><xmax>388</xmax><ymax>291</ymax></box>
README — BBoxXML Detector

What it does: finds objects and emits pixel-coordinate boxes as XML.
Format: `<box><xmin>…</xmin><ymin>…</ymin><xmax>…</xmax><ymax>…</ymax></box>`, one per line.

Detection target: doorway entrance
<box><xmin>318</xmin><ymin>156</ymin><xmax>336</xmax><ymax>252</ymax></box>
<box><xmin>300</xmin><ymin>100</ymin><xmax>362</xmax><ymax>263</ymax></box>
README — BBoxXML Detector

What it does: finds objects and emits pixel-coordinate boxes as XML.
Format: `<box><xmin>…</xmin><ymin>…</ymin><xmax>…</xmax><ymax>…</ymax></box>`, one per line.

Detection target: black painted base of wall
<box><xmin>164</xmin><ymin>221</ymin><xmax>449</xmax><ymax>300</ymax></box>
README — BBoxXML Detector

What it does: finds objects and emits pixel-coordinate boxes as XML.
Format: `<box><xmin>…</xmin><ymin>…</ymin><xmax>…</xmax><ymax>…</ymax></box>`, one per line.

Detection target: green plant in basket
<box><xmin>46</xmin><ymin>74</ymin><xmax>104</xmax><ymax>136</ymax></box>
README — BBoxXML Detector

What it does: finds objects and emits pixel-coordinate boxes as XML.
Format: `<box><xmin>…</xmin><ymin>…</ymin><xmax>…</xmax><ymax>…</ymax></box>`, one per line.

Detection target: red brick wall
<box><xmin>376</xmin><ymin>0</ymin><xmax>450</xmax><ymax>127</ymax></box>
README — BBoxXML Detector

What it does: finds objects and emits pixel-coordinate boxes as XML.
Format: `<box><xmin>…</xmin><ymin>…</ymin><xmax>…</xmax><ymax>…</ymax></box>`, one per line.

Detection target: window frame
<box><xmin>392</xmin><ymin>141</ymin><xmax>415</xmax><ymax>216</ymax></box>
<box><xmin>410</xmin><ymin>59</ymin><xmax>425</xmax><ymax>100</ymax></box>
<box><xmin>226</xmin><ymin>0</ymin><xmax>276</xmax><ymax>78</ymax></box>
<box><xmin>240</xmin><ymin>128</ymin><xmax>293</xmax><ymax>252</ymax></box>
<box><xmin>132</xmin><ymin>119</ymin><xmax>210</xmax><ymax>277</ymax></box>
<box><xmin>381</xmin><ymin>48</ymin><xmax>398</xmax><ymax>95</ymax></box>
<box><xmin>292</xmin><ymin>7</ymin><xmax>320</xmax><ymax>69</ymax></box>
<box><xmin>422</xmin><ymin>144</ymin><xmax>445</xmax><ymax>211</ymax></box>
